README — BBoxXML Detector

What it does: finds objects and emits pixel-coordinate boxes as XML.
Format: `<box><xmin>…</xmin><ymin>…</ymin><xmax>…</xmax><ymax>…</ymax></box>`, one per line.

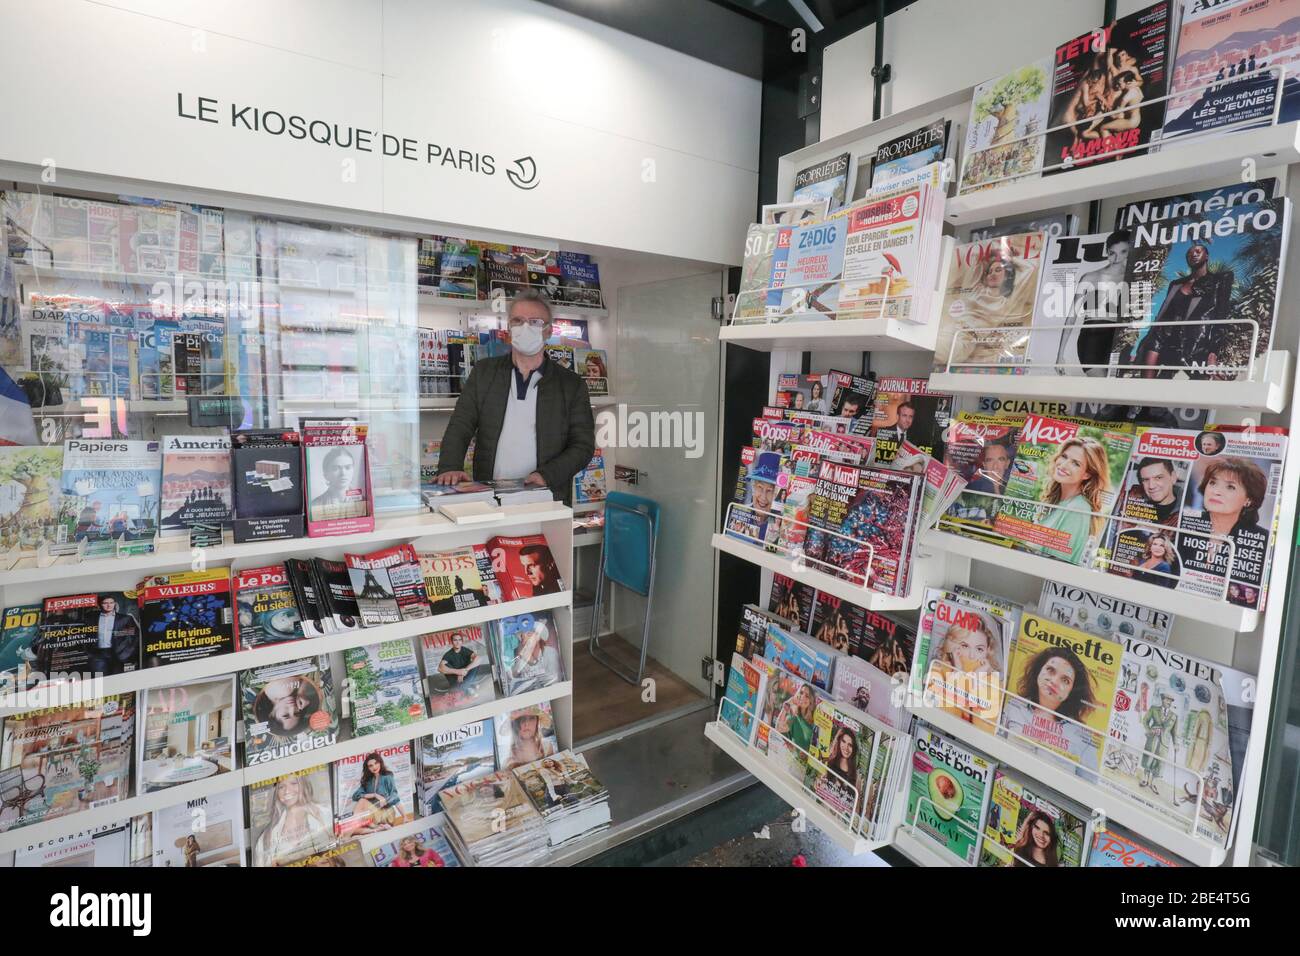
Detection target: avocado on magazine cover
<box><xmin>344</xmin><ymin>638</ymin><xmax>427</xmax><ymax>736</ymax></box>
<box><xmin>960</xmin><ymin>59</ymin><xmax>1053</xmax><ymax>194</ymax></box>
<box><xmin>999</xmin><ymin>613</ymin><xmax>1122</xmax><ymax>773</ymax></box>
<box><xmin>136</xmin><ymin>676</ymin><xmax>236</xmax><ymax>793</ymax></box>
<box><xmin>907</xmin><ymin>724</ymin><xmax>996</xmax><ymax>865</ymax></box>
<box><xmin>421</xmin><ymin>625</ymin><xmax>497</xmax><ymax>714</ymax></box>
<box><xmin>247</xmin><ymin>764</ymin><xmax>336</xmax><ymax>867</ymax></box>
<box><xmin>240</xmin><ymin>654</ymin><xmax>338</xmax><ymax>766</ymax></box>
<box><xmin>978</xmin><ymin>768</ymin><xmax>1089</xmax><ymax>867</ymax></box>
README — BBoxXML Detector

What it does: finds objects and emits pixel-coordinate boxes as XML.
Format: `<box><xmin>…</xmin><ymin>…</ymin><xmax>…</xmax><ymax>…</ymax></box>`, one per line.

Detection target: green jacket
<box><xmin>438</xmin><ymin>354</ymin><xmax>596</xmax><ymax>504</ymax></box>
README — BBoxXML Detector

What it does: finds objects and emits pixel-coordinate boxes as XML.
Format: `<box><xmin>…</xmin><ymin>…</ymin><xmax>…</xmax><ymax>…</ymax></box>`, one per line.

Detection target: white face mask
<box><xmin>511</xmin><ymin>322</ymin><xmax>546</xmax><ymax>356</ymax></box>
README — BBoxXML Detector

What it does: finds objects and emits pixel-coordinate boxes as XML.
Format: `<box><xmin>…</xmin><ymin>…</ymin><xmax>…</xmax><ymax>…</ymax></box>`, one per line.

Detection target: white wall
<box><xmin>821</xmin><ymin>0</ymin><xmax>1107</xmax><ymax>138</ymax></box>
<box><xmin>0</xmin><ymin>0</ymin><xmax>760</xmax><ymax>265</ymax></box>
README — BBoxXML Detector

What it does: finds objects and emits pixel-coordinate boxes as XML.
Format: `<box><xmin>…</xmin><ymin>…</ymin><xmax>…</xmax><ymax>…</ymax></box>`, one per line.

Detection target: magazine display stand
<box><xmin>708</xmin><ymin>89</ymin><xmax>1300</xmax><ymax>867</ymax></box>
<box><xmin>0</xmin><ymin>504</ymin><xmax>575</xmax><ymax>859</ymax></box>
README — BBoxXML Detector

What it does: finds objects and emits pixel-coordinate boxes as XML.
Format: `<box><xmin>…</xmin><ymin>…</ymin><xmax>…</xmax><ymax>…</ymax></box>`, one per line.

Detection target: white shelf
<box><xmin>947</xmin><ymin>121</ymin><xmax>1300</xmax><ymax>226</ymax></box>
<box><xmin>573</xmin><ymin>531</ymin><xmax>602</xmax><ymax>549</ymax></box>
<box><xmin>710</xmin><ymin>532</ymin><xmax>933</xmax><ymax>611</ymax></box>
<box><xmin>910</xmin><ymin>705</ymin><xmax>1227</xmax><ymax>867</ymax></box>
<box><xmin>0</xmin><ymin>591</ymin><xmax>571</xmax><ymax>717</ymax></box>
<box><xmin>0</xmin><ymin>504</ymin><xmax>573</xmax><ymax>589</ymax></box>
<box><xmin>589</xmin><ymin>394</ymin><xmax>617</xmax><ymax>407</ymax></box>
<box><xmin>0</xmin><ymin>681</ymin><xmax>572</xmax><ymax>854</ymax></box>
<box><xmin>719</xmin><ymin>316</ymin><xmax>939</xmax><ymax>353</ymax></box>
<box><xmin>893</xmin><ymin>828</ymin><xmax>962</xmax><ymax>867</ymax></box>
<box><xmin>573</xmin><ymin>500</ymin><xmax>606</xmax><ymax>514</ymax></box>
<box><xmin>703</xmin><ymin>721</ymin><xmax>886</xmax><ymax>856</ymax></box>
<box><xmin>930</xmin><ymin>350</ymin><xmax>1292</xmax><ymax>414</ymax></box>
<box><xmin>243</xmin><ymin>680</ymin><xmax>572</xmax><ymax>785</ymax></box>
<box><xmin>921</xmin><ymin>527</ymin><xmax>1257</xmax><ymax>632</ymax></box>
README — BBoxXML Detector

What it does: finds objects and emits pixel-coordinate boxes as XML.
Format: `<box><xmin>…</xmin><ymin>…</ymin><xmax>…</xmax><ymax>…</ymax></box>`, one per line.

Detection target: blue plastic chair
<box><xmin>588</xmin><ymin>491</ymin><xmax>661</xmax><ymax>685</ymax></box>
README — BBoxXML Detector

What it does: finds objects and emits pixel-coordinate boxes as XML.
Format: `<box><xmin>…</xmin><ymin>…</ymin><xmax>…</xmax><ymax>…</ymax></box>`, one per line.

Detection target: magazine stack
<box><xmin>512</xmin><ymin>750</ymin><xmax>612</xmax><ymax>848</ymax></box>
<box><xmin>439</xmin><ymin>769</ymin><xmax>550</xmax><ymax>866</ymax></box>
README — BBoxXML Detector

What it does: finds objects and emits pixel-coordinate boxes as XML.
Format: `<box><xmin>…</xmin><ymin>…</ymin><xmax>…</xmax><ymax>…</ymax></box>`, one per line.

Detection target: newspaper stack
<box><xmin>439</xmin><ymin>769</ymin><xmax>549</xmax><ymax>866</ymax></box>
<box><xmin>512</xmin><ymin>750</ymin><xmax>612</xmax><ymax>848</ymax></box>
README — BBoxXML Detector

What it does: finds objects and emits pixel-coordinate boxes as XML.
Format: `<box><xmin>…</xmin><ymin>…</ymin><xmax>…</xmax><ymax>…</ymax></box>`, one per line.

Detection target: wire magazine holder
<box><xmin>918</xmin><ymin>659</ymin><xmax>1230</xmax><ymax>851</ymax></box>
<box><xmin>722</xmin><ymin>500</ymin><xmax>885</xmax><ymax>592</ymax></box>
<box><xmin>958</xmin><ymin>64</ymin><xmax>1292</xmax><ymax>194</ymax></box>
<box><xmin>729</xmin><ymin>272</ymin><xmax>908</xmax><ymax>327</ymax></box>
<box><xmin>942</xmin><ymin>317</ymin><xmax>1265</xmax><ymax>381</ymax></box>
<box><xmin>716</xmin><ymin>694</ymin><xmax>906</xmax><ymax>842</ymax></box>
<box><xmin>934</xmin><ymin>487</ymin><xmax>1239</xmax><ymax>602</ymax></box>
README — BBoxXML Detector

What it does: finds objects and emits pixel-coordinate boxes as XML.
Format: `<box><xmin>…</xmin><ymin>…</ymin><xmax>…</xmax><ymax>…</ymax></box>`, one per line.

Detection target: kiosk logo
<box><xmin>506</xmin><ymin>156</ymin><xmax>540</xmax><ymax>190</ymax></box>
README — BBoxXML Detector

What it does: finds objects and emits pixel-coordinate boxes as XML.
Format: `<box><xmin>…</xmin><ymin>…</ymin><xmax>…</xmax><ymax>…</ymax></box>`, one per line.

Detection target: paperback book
<box><xmin>343</xmin><ymin>638</ymin><xmax>427</xmax><ymax>736</ymax></box>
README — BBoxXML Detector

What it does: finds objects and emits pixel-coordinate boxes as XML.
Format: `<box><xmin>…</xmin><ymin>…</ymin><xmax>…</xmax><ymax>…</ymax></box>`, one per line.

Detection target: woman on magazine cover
<box><xmin>1036</xmin><ymin>436</ymin><xmax>1111</xmax><ymax>565</ymax></box>
<box><xmin>821</xmin><ymin>727</ymin><xmax>861</xmax><ymax>807</ymax></box>
<box><xmin>1178</xmin><ymin>456</ymin><xmax>1269</xmax><ymax>576</ymax></box>
<box><xmin>392</xmin><ymin>833</ymin><xmax>446</xmax><ymax>867</ymax></box>
<box><xmin>254</xmin><ymin>771</ymin><xmax>334</xmax><ymax>867</ymax></box>
<box><xmin>1054</xmin><ymin>230</ymin><xmax>1130</xmax><ymax>376</ymax></box>
<box><xmin>506</xmin><ymin>711</ymin><xmax>556</xmax><ymax>769</ymax></box>
<box><xmin>348</xmin><ymin>752</ymin><xmax>403</xmax><ymax>833</ymax></box>
<box><xmin>936</xmin><ymin>248</ymin><xmax>1038</xmax><ymax>371</ymax></box>
<box><xmin>254</xmin><ymin>674</ymin><xmax>326</xmax><ymax>739</ymax></box>
<box><xmin>1002</xmin><ymin>643</ymin><xmax>1103</xmax><ymax>772</ymax></box>
<box><xmin>931</xmin><ymin>608</ymin><xmax>1004</xmax><ymax>726</ymax></box>
<box><xmin>1133</xmin><ymin>532</ymin><xmax>1179</xmax><ymax>588</ymax></box>
<box><xmin>774</xmin><ymin>682</ymin><xmax>817</xmax><ymax>752</ymax></box>
<box><xmin>1011</xmin><ymin>809</ymin><xmax>1063</xmax><ymax>867</ymax></box>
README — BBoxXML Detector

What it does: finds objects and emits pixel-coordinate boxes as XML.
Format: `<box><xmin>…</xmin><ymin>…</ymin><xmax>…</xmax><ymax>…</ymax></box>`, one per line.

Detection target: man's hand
<box><xmin>436</xmin><ymin>471</ymin><xmax>469</xmax><ymax>485</ymax></box>
<box><xmin>524</xmin><ymin>471</ymin><xmax>547</xmax><ymax>488</ymax></box>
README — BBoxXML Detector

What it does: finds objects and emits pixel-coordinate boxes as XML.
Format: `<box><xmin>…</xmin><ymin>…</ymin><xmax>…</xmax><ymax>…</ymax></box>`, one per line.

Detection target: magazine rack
<box><xmin>909</xmin><ymin>658</ymin><xmax>1230</xmax><ymax>867</ymax></box>
<box><xmin>899</xmin><ymin>793</ymin><xmax>1099</xmax><ymax>867</ymax></box>
<box><xmin>721</xmin><ymin>500</ymin><xmax>879</xmax><ymax>590</ymax></box>
<box><xmin>485</xmin><ymin>278</ymin><xmax>607</xmax><ymax>314</ymax></box>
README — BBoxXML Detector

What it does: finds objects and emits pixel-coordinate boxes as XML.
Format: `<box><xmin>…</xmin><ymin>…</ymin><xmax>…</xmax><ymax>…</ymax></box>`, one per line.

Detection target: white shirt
<box><xmin>97</xmin><ymin>613</ymin><xmax>115</xmax><ymax>649</ymax></box>
<box><xmin>493</xmin><ymin>364</ymin><xmax>541</xmax><ymax>480</ymax></box>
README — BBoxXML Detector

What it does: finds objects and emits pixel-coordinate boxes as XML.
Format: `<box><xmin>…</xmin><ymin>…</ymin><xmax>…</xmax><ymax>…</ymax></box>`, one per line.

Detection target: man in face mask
<box><xmin>435</xmin><ymin>290</ymin><xmax>596</xmax><ymax>504</ymax></box>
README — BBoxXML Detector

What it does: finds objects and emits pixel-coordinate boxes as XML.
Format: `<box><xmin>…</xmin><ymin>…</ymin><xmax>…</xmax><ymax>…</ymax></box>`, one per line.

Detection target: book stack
<box><xmin>439</xmin><ymin>769</ymin><xmax>550</xmax><ymax>866</ymax></box>
<box><xmin>512</xmin><ymin>750</ymin><xmax>612</xmax><ymax>848</ymax></box>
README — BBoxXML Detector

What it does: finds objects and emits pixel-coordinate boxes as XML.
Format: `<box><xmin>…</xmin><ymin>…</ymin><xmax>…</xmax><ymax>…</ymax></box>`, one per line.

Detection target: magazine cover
<box><xmin>856</xmin><ymin>608</ymin><xmax>916</xmax><ymax>677</ymax></box>
<box><xmin>1113</xmin><ymin>197</ymin><xmax>1290</xmax><ymax>382</ymax></box>
<box><xmin>1038</xmin><ymin>580</ymin><xmax>1174</xmax><ymax>647</ymax></box>
<box><xmin>333</xmin><ymin>744</ymin><xmax>416</xmax><ymax>838</ymax></box>
<box><xmin>233</xmin><ymin>565</ymin><xmax>303</xmax><ymax>650</ymax></box>
<box><xmin>0</xmin><ymin>694</ymin><xmax>135</xmax><ymax>833</ymax></box>
<box><xmin>777</xmin><ymin>372</ymin><xmax>831</xmax><ymax>413</ymax></box>
<box><xmin>0</xmin><ymin>445</ymin><xmax>62</xmax><ymax>551</ymax></box>
<box><xmin>35</xmin><ymin>590</ymin><xmax>140</xmax><ymax>676</ymax></box>
<box><xmin>417</xmin><ymin>719</ymin><xmax>497</xmax><ymax>815</ymax></box>
<box><xmin>240</xmin><ymin>655</ymin><xmax>338</xmax><ymax>766</ymax></box>
<box><xmin>1113</xmin><ymin>178</ymin><xmax>1277</xmax><ymax>231</ymax></box>
<box><xmin>370</xmin><ymin>824</ymin><xmax>460</xmax><ymax>867</ymax></box>
<box><xmin>735</xmin><ymin>603</ymin><xmax>790</xmax><ymax>660</ymax></box>
<box><xmin>866</xmin><ymin>119</ymin><xmax>952</xmax><ymax>191</ymax></box>
<box><xmin>907</xmin><ymin>725</ymin><xmax>996</xmax><ymax>865</ymax></box>
<box><xmin>1104</xmin><ymin>634</ymin><xmax>1236</xmax><ymax>846</ymax></box>
<box><xmin>763</xmin><ymin>620</ymin><xmax>835</xmax><ymax>690</ymax></box>
<box><xmin>1026</xmin><ymin>231</ymin><xmax>1130</xmax><ymax>376</ymax></box>
<box><xmin>496</xmin><ymin>702</ymin><xmax>559</xmax><ymax>770</ymax></box>
<box><xmin>346</xmin><ymin>543</ymin><xmax>431</xmax><ymax>625</ymax></box>
<box><xmin>421</xmin><ymin>625</ymin><xmax>497</xmax><ymax>714</ymax></box>
<box><xmin>573</xmin><ymin>350</ymin><xmax>608</xmax><ymax>396</ymax></box>
<box><xmin>438</xmin><ymin>239</ymin><xmax>479</xmax><ymax>298</ymax></box>
<box><xmin>138</xmin><ymin>568</ymin><xmax>235</xmax><ymax>667</ymax></box>
<box><xmin>285</xmin><ymin>557</ymin><xmax>330</xmax><ymax>637</ymax></box>
<box><xmin>979</xmin><ymin>768</ymin><xmax>1089</xmax><ymax>867</ymax></box>
<box><xmin>1107</xmin><ymin>425</ymin><xmax>1286</xmax><ymax>610</ymax></box>
<box><xmin>493</xmin><ymin>609</ymin><xmax>566</xmax><ymax>696</ymax></box>
<box><xmin>0</xmin><ymin>603</ymin><xmax>41</xmax><ymax>692</ymax></box>
<box><xmin>313</xmin><ymin>558</ymin><xmax>360</xmax><ymax>631</ymax></box>
<box><xmin>420</xmin><ymin>545</ymin><xmax>495</xmax><ymax>613</ymax></box>
<box><xmin>150</xmin><ymin>790</ymin><xmax>245</xmax><ymax>867</ymax></box>
<box><xmin>735</xmin><ymin>223</ymin><xmax>784</xmax><ymax>322</ymax></box>
<box><xmin>59</xmin><ymin>438</ymin><xmax>160</xmax><ymax>555</ymax></box>
<box><xmin>768</xmin><ymin>573</ymin><xmax>816</xmax><ymax>632</ymax></box>
<box><xmin>13</xmin><ymin>819</ymin><xmax>130</xmax><ymax>867</ymax></box>
<box><xmin>804</xmin><ymin>459</ymin><xmax>920</xmax><ymax>596</ymax></box>
<box><xmin>809</xmin><ymin>591</ymin><xmax>868</xmax><ymax>655</ymax></box>
<box><xmin>247</xmin><ymin>764</ymin><xmax>336</xmax><ymax>867</ymax></box>
<box><xmin>761</xmin><ymin>199</ymin><xmax>830</xmax><ymax>227</ymax></box>
<box><xmin>969</xmin><ymin>213</ymin><xmax>1080</xmax><ymax>242</ymax></box>
<box><xmin>158</xmin><ymin>434</ymin><xmax>231</xmax><ymax>537</ymax></box>
<box><xmin>558</xmin><ymin>252</ymin><xmax>602</xmax><ymax>307</ymax></box>
<box><xmin>790</xmin><ymin>152</ymin><xmax>852</xmax><ymax>211</ymax></box>
<box><xmin>136</xmin><ymin>676</ymin><xmax>236</xmax><ymax>793</ymax></box>
<box><xmin>302</xmin><ymin>419</ymin><xmax>373</xmax><ymax>535</ymax></box>
<box><xmin>1044</xmin><ymin>3</ymin><xmax>1171</xmax><ymax>173</ymax></box>
<box><xmin>573</xmin><ymin>448</ymin><xmax>607</xmax><ymax>503</ymax></box>
<box><xmin>1087</xmin><ymin>826</ymin><xmax>1186</xmax><ymax>867</ymax></box>
<box><xmin>775</xmin><ymin>210</ymin><xmax>848</xmax><ymax>319</ymax></box>
<box><xmin>721</xmin><ymin>652</ymin><xmax>774</xmax><ymax>745</ymax></box>
<box><xmin>229</xmin><ymin>429</ymin><xmax>304</xmax><ymax>542</ymax></box>
<box><xmin>282</xmin><ymin>841</ymin><xmax>368</xmax><ymax>867</ymax></box>
<box><xmin>805</xmin><ymin>698</ymin><xmax>877</xmax><ymax>818</ymax></box>
<box><xmin>932</xmin><ymin>233</ymin><xmax>1046</xmax><ymax>374</ymax></box>
<box><xmin>343</xmin><ymin>638</ymin><xmax>427</xmax><ymax>736</ymax></box>
<box><xmin>487</xmin><ymin>533</ymin><xmax>565</xmax><ymax>600</ymax></box>
<box><xmin>513</xmin><ymin>750</ymin><xmax>609</xmax><ymax>817</ymax></box>
<box><xmin>994</xmin><ymin>414</ymin><xmax>1135</xmax><ymax>565</ymax></box>
<box><xmin>831</xmin><ymin>653</ymin><xmax>906</xmax><ymax>729</ymax></box>
<box><xmin>938</xmin><ymin>411</ymin><xmax>1025</xmax><ymax>546</ymax></box>
<box><xmin>440</xmin><ymin>768</ymin><xmax>540</xmax><ymax>847</ymax></box>
<box><xmin>960</xmin><ymin>59</ymin><xmax>1053</xmax><ymax>193</ymax></box>
<box><xmin>1000</xmin><ymin>612</ymin><xmax>1123</xmax><ymax>772</ymax></box>
<box><xmin>758</xmin><ymin>667</ymin><xmax>827</xmax><ymax>779</ymax></box>
<box><xmin>1162</xmin><ymin>0</ymin><xmax>1300</xmax><ymax>140</ymax></box>
<box><xmin>923</xmin><ymin>595</ymin><xmax>1011</xmax><ymax>731</ymax></box>
<box><xmin>869</xmin><ymin>376</ymin><xmax>954</xmax><ymax>463</ymax></box>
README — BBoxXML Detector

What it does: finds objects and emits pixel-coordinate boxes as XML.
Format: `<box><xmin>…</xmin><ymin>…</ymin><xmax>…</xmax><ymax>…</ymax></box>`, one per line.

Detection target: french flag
<box><xmin>0</xmin><ymin>367</ymin><xmax>37</xmax><ymax>446</ymax></box>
